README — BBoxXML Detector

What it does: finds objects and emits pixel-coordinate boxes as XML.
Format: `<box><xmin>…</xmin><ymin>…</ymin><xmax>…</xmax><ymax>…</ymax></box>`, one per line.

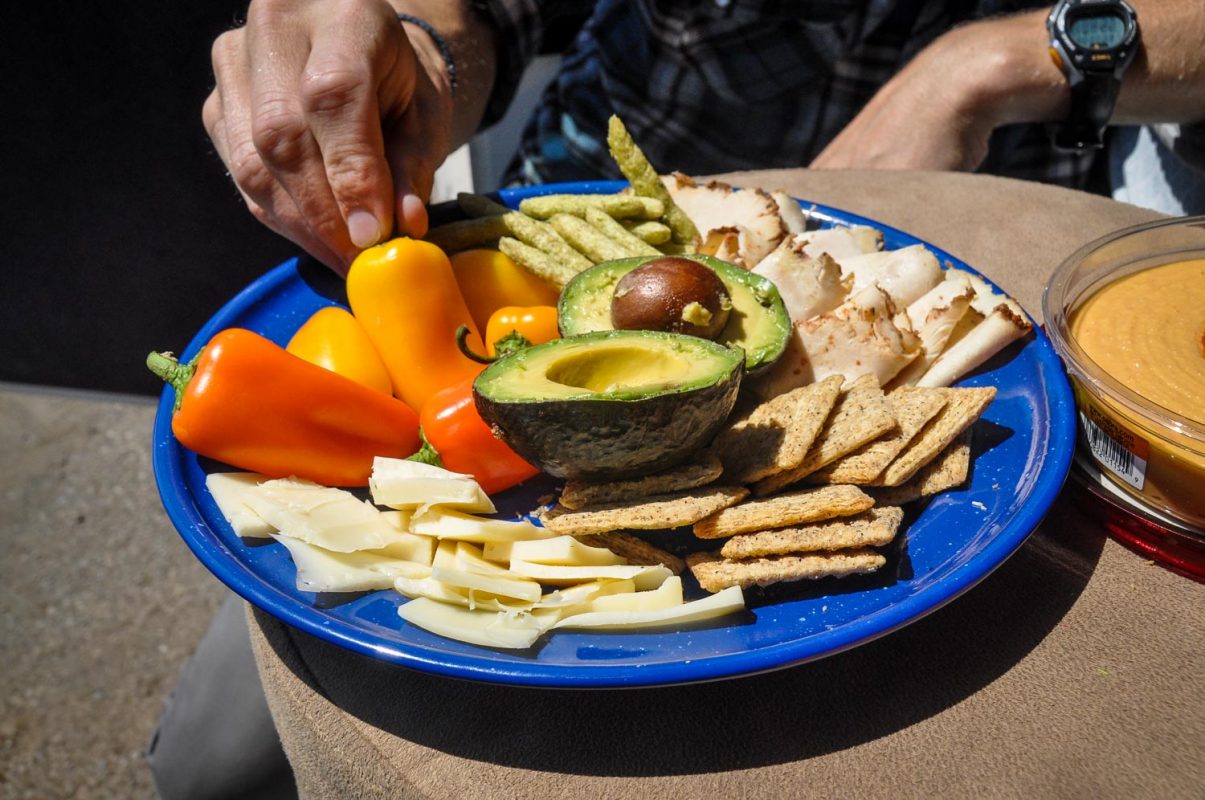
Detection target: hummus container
<box><xmin>1044</xmin><ymin>216</ymin><xmax>1205</xmax><ymax>535</ymax></box>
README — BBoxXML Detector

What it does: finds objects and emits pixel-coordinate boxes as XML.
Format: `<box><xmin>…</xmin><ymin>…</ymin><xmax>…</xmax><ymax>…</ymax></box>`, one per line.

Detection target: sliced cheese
<box><xmin>534</xmin><ymin>579</ymin><xmax>637</xmax><ymax>610</ymax></box>
<box><xmin>508</xmin><ymin>561</ymin><xmax>673</xmax><ymax>589</ymax></box>
<box><xmin>409</xmin><ymin>507</ymin><xmax>554</xmax><ymax>543</ymax></box>
<box><xmin>369</xmin><ymin>457</ymin><xmax>494</xmax><ymax>513</ymax></box>
<box><xmin>454</xmin><ymin>542</ymin><xmax>512</xmax><ymax>575</ymax></box>
<box><xmin>586</xmin><ymin>576</ymin><xmax>684</xmax><ymax>613</ymax></box>
<box><xmin>432</xmin><ymin>540</ymin><xmax>459</xmax><ymax>570</ymax></box>
<box><xmin>374</xmin><ymin>510</ymin><xmax>436</xmax><ymax>564</ymax></box>
<box><xmin>507</xmin><ymin>536</ymin><xmax>627</xmax><ymax>567</ymax></box>
<box><xmin>244</xmin><ymin>479</ymin><xmax>399</xmax><ymax>553</ymax></box>
<box><xmin>393</xmin><ymin>571</ymin><xmax>525</xmax><ymax>611</ymax></box>
<box><xmin>205</xmin><ymin>472</ymin><xmax>274</xmax><ymax>538</ymax></box>
<box><xmin>553</xmin><ymin>585</ymin><xmax>745</xmax><ymax>630</ymax></box>
<box><xmin>430</xmin><ymin>567</ymin><xmax>543</xmax><ymax>603</ymax></box>
<box><xmin>272</xmin><ymin>535</ymin><xmax>410</xmax><ymax>593</ymax></box>
<box><xmin>397</xmin><ymin>598</ymin><xmax>559</xmax><ymax>649</ymax></box>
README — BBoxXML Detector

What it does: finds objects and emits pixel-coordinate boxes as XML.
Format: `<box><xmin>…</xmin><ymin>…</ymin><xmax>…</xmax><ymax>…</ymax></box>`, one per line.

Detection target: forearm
<box><xmin>949</xmin><ymin>1</ymin><xmax>1205</xmax><ymax>130</ymax></box>
<box><xmin>387</xmin><ymin>0</ymin><xmax>498</xmax><ymax>148</ymax></box>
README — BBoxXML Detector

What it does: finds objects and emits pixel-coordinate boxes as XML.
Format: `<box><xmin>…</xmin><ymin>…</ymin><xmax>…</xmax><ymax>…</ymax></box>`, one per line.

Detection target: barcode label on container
<box><xmin>1080</xmin><ymin>411</ymin><xmax>1147</xmax><ymax>490</ymax></box>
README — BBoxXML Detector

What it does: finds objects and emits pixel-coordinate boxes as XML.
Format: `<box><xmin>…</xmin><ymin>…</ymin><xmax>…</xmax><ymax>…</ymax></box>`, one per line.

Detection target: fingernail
<box><xmin>347</xmin><ymin>210</ymin><xmax>381</xmax><ymax>249</ymax></box>
<box><xmin>400</xmin><ymin>194</ymin><xmax>428</xmax><ymax>238</ymax></box>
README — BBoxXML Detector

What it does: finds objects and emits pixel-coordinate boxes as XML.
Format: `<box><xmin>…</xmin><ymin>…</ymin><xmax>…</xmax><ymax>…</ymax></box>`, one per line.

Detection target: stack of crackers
<box><xmin>539</xmin><ymin>374</ymin><xmax>995</xmax><ymax>594</ymax></box>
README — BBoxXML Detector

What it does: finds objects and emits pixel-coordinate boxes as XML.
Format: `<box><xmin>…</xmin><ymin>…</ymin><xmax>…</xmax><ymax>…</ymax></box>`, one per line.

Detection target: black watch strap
<box><xmin>1054</xmin><ymin>71</ymin><xmax>1121</xmax><ymax>151</ymax></box>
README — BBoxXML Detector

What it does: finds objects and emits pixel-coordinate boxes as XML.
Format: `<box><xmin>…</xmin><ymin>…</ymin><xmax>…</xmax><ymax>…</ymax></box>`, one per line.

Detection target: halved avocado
<box><xmin>473</xmin><ymin>329</ymin><xmax>743</xmax><ymax>481</ymax></box>
<box><xmin>557</xmin><ymin>254</ymin><xmax>791</xmax><ymax>376</ymax></box>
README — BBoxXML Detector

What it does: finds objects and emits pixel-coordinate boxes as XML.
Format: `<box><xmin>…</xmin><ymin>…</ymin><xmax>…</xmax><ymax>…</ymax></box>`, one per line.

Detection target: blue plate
<box><xmin>152</xmin><ymin>181</ymin><xmax>1075</xmax><ymax>688</ymax></box>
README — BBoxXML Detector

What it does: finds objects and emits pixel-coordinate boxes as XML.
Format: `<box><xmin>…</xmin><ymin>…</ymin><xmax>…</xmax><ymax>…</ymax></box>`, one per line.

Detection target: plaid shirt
<box><xmin>475</xmin><ymin>0</ymin><xmax>1097</xmax><ymax>189</ymax></box>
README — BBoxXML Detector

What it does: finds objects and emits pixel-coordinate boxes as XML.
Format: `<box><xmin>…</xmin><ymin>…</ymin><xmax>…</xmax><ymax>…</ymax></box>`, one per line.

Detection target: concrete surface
<box><xmin>0</xmin><ymin>385</ymin><xmax>226</xmax><ymax>797</ymax></box>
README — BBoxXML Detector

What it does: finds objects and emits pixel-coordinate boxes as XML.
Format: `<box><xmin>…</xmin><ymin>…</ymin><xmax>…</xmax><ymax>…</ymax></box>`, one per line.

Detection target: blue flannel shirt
<box><xmin>474</xmin><ymin>0</ymin><xmax>1097</xmax><ymax>188</ymax></box>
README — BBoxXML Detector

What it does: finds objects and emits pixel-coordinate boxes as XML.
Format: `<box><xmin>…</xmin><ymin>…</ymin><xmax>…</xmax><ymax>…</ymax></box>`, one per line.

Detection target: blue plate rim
<box><xmin>152</xmin><ymin>182</ymin><xmax>1076</xmax><ymax>688</ymax></box>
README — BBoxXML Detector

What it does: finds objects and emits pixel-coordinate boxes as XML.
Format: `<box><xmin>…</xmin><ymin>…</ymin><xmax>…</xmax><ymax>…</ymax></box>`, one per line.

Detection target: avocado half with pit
<box><xmin>557</xmin><ymin>254</ymin><xmax>791</xmax><ymax>376</ymax></box>
<box><xmin>473</xmin><ymin>329</ymin><xmax>743</xmax><ymax>481</ymax></box>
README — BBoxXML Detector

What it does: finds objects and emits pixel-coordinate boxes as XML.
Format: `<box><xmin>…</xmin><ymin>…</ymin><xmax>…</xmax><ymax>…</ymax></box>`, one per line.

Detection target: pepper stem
<box><xmin>455</xmin><ymin>324</ymin><xmax>533</xmax><ymax>364</ymax></box>
<box><xmin>146</xmin><ymin>350</ymin><xmax>198</xmax><ymax>413</ymax></box>
<box><xmin>456</xmin><ymin>325</ymin><xmax>495</xmax><ymax>364</ymax></box>
<box><xmin>406</xmin><ymin>428</ymin><xmax>444</xmax><ymax>467</ymax></box>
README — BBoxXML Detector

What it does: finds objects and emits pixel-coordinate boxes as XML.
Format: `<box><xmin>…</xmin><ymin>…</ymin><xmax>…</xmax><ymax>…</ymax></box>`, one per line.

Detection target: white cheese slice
<box><xmin>534</xmin><ymin>579</ymin><xmax>637</xmax><ymax>610</ymax></box>
<box><xmin>508</xmin><ymin>561</ymin><xmax>672</xmax><ymax>588</ymax></box>
<box><xmin>430</xmin><ymin>567</ymin><xmax>543</xmax><ymax>603</ymax></box>
<box><xmin>369</xmin><ymin>457</ymin><xmax>494</xmax><ymax>513</ymax></box>
<box><xmin>397</xmin><ymin>599</ymin><xmax>559</xmax><ymax>649</ymax></box>
<box><xmin>243</xmin><ymin>480</ymin><xmax>400</xmax><ymax>553</ymax></box>
<box><xmin>373</xmin><ymin>510</ymin><xmax>436</xmax><ymax>564</ymax></box>
<box><xmin>409</xmin><ymin>508</ymin><xmax>554</xmax><ymax>543</ymax></box>
<box><xmin>432</xmin><ymin>540</ymin><xmax>459</xmax><ymax>570</ymax></box>
<box><xmin>454</xmin><ymin>542</ymin><xmax>512</xmax><ymax>575</ymax></box>
<box><xmin>271</xmin><ymin>535</ymin><xmax>413</xmax><ymax>593</ymax></box>
<box><xmin>393</xmin><ymin>570</ymin><xmax>523</xmax><ymax>611</ymax></box>
<box><xmin>553</xmin><ymin>585</ymin><xmax>745</xmax><ymax>630</ymax></box>
<box><xmin>586</xmin><ymin>576</ymin><xmax>684</xmax><ymax>613</ymax></box>
<box><xmin>205</xmin><ymin>472</ymin><xmax>274</xmax><ymax>538</ymax></box>
<box><xmin>507</xmin><ymin>536</ymin><xmax>627</xmax><ymax>567</ymax></box>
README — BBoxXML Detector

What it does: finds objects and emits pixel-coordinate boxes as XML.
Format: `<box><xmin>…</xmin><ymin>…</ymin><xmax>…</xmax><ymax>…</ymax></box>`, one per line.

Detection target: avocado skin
<box><xmin>557</xmin><ymin>254</ymin><xmax>790</xmax><ymax>377</ymax></box>
<box><xmin>476</xmin><ymin>373</ymin><xmax>741</xmax><ymax>481</ymax></box>
<box><xmin>473</xmin><ymin>330</ymin><xmax>744</xmax><ymax>481</ymax></box>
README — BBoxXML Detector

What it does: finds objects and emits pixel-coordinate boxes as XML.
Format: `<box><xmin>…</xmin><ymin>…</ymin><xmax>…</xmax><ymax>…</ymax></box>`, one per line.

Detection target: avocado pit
<box><xmin>611</xmin><ymin>257</ymin><xmax>732</xmax><ymax>339</ymax></box>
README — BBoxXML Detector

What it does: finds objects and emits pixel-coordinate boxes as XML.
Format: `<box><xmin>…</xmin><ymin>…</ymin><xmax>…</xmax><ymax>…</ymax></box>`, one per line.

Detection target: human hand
<box><xmin>203</xmin><ymin>0</ymin><xmax>453</xmax><ymax>273</ymax></box>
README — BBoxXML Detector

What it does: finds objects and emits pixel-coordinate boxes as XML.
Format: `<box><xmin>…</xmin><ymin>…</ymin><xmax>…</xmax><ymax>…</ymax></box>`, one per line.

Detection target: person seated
<box><xmin>201</xmin><ymin>0</ymin><xmax>1205</xmax><ymax>274</ymax></box>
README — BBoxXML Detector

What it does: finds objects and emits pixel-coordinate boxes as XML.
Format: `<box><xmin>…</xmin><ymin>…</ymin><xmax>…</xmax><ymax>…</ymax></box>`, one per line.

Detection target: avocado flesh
<box><xmin>474</xmin><ymin>330</ymin><xmax>743</xmax><ymax>481</ymax></box>
<box><xmin>557</xmin><ymin>254</ymin><xmax>790</xmax><ymax>376</ymax></box>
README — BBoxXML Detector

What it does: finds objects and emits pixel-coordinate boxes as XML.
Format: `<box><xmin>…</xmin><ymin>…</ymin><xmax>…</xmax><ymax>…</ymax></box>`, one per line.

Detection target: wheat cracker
<box><xmin>687</xmin><ymin>549</ymin><xmax>886</xmax><ymax>592</ymax></box>
<box><xmin>718</xmin><ymin>505</ymin><xmax>904</xmax><ymax>559</ymax></box>
<box><xmin>541</xmin><ymin>485</ymin><xmax>749</xmax><ymax>536</ymax></box>
<box><xmin>558</xmin><ymin>453</ymin><xmax>723</xmax><ymax>510</ymax></box>
<box><xmin>693</xmin><ymin>484</ymin><xmax>873</xmax><ymax>539</ymax></box>
<box><xmin>874</xmin><ymin>387</ymin><xmax>994</xmax><ymax>487</ymax></box>
<box><xmin>807</xmin><ymin>386</ymin><xmax>947</xmax><ymax>484</ymax></box>
<box><xmin>753</xmin><ymin>375</ymin><xmax>895</xmax><ymax>495</ymax></box>
<box><xmin>710</xmin><ymin>374</ymin><xmax>844</xmax><ymax>484</ymax></box>
<box><xmin>869</xmin><ymin>428</ymin><xmax>974</xmax><ymax>505</ymax></box>
<box><xmin>576</xmin><ymin>531</ymin><xmax>686</xmax><ymax>574</ymax></box>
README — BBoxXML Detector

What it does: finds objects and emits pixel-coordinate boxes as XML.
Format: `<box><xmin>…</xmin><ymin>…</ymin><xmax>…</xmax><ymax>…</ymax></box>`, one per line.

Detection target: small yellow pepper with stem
<box><xmin>450</xmin><ymin>249</ymin><xmax>560</xmax><ymax>334</ymax></box>
<box><xmin>347</xmin><ymin>238</ymin><xmax>485</xmax><ymax>412</ymax></box>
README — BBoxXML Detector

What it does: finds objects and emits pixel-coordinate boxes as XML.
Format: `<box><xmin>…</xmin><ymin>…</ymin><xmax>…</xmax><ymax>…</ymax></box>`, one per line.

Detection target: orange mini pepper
<box><xmin>420</xmin><ymin>378</ymin><xmax>539</xmax><ymax>495</ymax></box>
<box><xmin>485</xmin><ymin>305</ymin><xmax>560</xmax><ymax>356</ymax></box>
<box><xmin>147</xmin><ymin>328</ymin><xmax>421</xmax><ymax>486</ymax></box>
<box><xmin>347</xmin><ymin>238</ymin><xmax>486</xmax><ymax>411</ymax></box>
<box><xmin>286</xmin><ymin>306</ymin><xmax>393</xmax><ymax>395</ymax></box>
<box><xmin>450</xmin><ymin>249</ymin><xmax>560</xmax><ymax>333</ymax></box>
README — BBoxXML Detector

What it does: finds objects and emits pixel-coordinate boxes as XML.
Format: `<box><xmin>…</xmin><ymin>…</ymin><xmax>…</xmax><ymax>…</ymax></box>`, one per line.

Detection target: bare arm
<box><xmin>811</xmin><ymin>0</ymin><xmax>1205</xmax><ymax>171</ymax></box>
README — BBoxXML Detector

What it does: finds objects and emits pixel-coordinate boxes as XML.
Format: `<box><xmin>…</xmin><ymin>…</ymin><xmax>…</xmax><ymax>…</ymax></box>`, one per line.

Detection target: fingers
<box><xmin>246</xmin><ymin>3</ymin><xmax>363</xmax><ymax>263</ymax></box>
<box><xmin>205</xmin><ymin>29</ymin><xmax>347</xmax><ymax>270</ymax></box>
<box><xmin>203</xmin><ymin>0</ymin><xmax>453</xmax><ymax>272</ymax></box>
<box><xmin>301</xmin><ymin>3</ymin><xmax>416</xmax><ymax>247</ymax></box>
<box><xmin>384</xmin><ymin>63</ymin><xmax>454</xmax><ymax>240</ymax></box>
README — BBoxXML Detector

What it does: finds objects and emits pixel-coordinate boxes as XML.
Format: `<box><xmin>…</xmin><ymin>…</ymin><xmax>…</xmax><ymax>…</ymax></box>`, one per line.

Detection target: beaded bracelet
<box><xmin>397</xmin><ymin>13</ymin><xmax>457</xmax><ymax>95</ymax></box>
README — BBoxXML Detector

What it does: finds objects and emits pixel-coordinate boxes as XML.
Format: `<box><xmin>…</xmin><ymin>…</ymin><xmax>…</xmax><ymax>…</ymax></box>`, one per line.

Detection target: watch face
<box><xmin>1068</xmin><ymin>12</ymin><xmax>1128</xmax><ymax>49</ymax></box>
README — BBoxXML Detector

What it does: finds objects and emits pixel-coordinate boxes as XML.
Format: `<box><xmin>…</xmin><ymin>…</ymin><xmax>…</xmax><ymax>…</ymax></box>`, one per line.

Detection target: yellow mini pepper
<box><xmin>286</xmin><ymin>306</ymin><xmax>393</xmax><ymax>395</ymax></box>
<box><xmin>485</xmin><ymin>306</ymin><xmax>560</xmax><ymax>357</ymax></box>
<box><xmin>450</xmin><ymin>249</ymin><xmax>560</xmax><ymax>333</ymax></box>
<box><xmin>347</xmin><ymin>238</ymin><xmax>485</xmax><ymax>412</ymax></box>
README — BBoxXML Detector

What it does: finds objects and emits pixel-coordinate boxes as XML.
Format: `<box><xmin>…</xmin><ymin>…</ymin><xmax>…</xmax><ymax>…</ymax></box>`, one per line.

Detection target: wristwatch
<box><xmin>1046</xmin><ymin>0</ymin><xmax>1140</xmax><ymax>151</ymax></box>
